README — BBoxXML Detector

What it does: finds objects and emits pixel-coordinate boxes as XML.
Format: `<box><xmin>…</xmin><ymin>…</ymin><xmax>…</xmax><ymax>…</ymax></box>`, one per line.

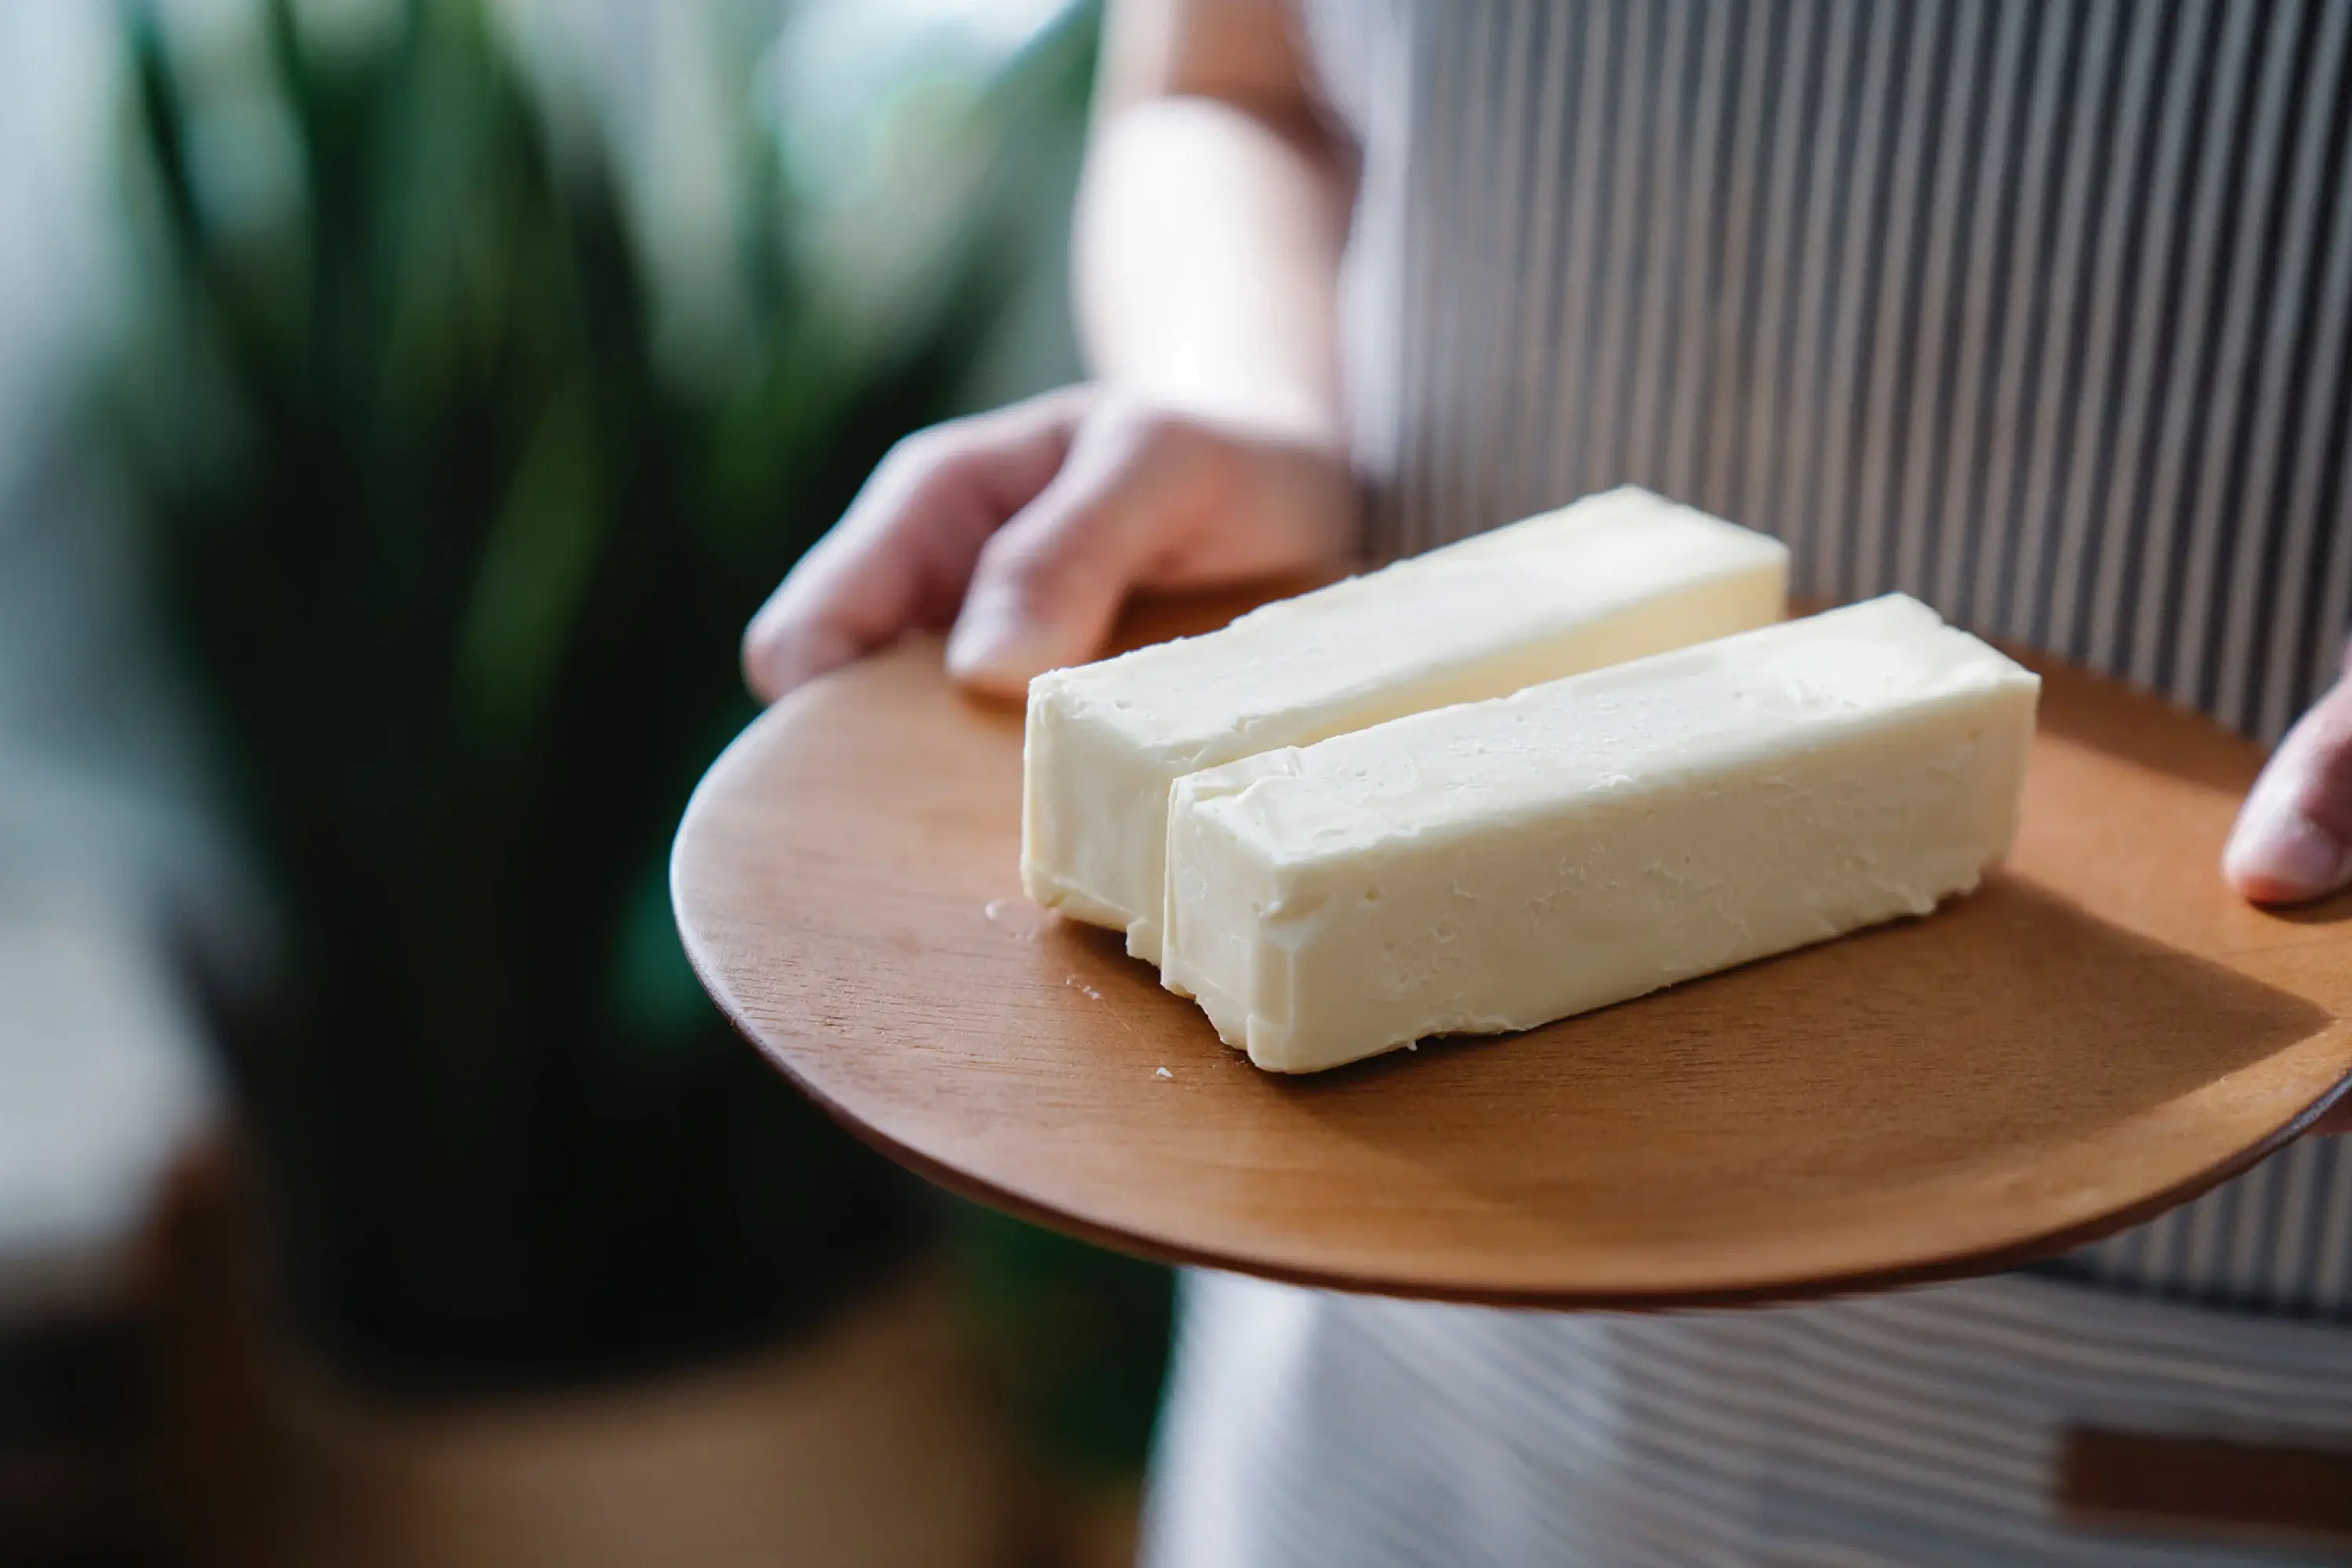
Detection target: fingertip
<box><xmin>742</xmin><ymin>644</ymin><xmax>785</xmax><ymax>706</ymax></box>
<box><xmin>741</xmin><ymin>630</ymin><xmax>787</xmax><ymax>706</ymax></box>
<box><xmin>2224</xmin><ymin>799</ymin><xmax>2352</xmax><ymax>906</ymax></box>
<box><xmin>943</xmin><ymin>597</ymin><xmax>1060</xmax><ymax>699</ymax></box>
<box><xmin>944</xmin><ymin>655</ymin><xmax>1036</xmax><ymax>702</ymax></box>
<box><xmin>742</xmin><ymin>620</ymin><xmax>859</xmax><ymax>705</ymax></box>
<box><xmin>946</xmin><ymin>523</ymin><xmax>1119</xmax><ymax>696</ymax></box>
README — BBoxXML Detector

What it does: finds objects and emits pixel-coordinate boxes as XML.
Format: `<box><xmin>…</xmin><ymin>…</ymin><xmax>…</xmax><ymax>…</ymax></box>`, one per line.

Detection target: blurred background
<box><xmin>0</xmin><ymin>1</ymin><xmax>1173</xmax><ymax>1563</ymax></box>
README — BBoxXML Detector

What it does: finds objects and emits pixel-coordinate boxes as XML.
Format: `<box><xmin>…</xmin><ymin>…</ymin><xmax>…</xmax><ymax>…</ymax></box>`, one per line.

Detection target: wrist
<box><xmin>1091</xmin><ymin>379</ymin><xmax>1348</xmax><ymax>468</ymax></box>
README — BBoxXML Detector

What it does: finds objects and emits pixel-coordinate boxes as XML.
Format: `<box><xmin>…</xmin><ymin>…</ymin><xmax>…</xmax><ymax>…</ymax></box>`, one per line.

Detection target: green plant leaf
<box><xmin>451</xmin><ymin>380</ymin><xmax>605</xmax><ymax>741</ymax></box>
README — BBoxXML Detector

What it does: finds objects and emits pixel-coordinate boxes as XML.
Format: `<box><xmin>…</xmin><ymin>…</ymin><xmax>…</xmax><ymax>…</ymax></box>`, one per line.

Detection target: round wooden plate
<box><xmin>673</xmin><ymin>590</ymin><xmax>2352</xmax><ymax>1308</ymax></box>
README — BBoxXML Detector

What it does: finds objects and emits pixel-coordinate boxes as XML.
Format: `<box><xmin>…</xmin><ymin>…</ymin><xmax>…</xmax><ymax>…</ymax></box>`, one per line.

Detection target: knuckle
<box><xmin>978</xmin><ymin>529</ymin><xmax>1081</xmax><ymax>604</ymax></box>
<box><xmin>1083</xmin><ymin>393</ymin><xmax>1182</xmax><ymax>460</ymax></box>
<box><xmin>876</xmin><ymin>423</ymin><xmax>967</xmax><ymax>488</ymax></box>
<box><xmin>1076</xmin><ymin>405</ymin><xmax>1235</xmax><ymax>523</ymax></box>
<box><xmin>1025</xmin><ymin>381</ymin><xmax>1101</xmax><ymax>425</ymax></box>
<box><xmin>983</xmin><ymin>510</ymin><xmax>1124</xmax><ymax>611</ymax></box>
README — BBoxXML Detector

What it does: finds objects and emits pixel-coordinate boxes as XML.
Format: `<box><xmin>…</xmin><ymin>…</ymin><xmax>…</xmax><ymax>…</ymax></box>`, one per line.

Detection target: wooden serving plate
<box><xmin>673</xmin><ymin>589</ymin><xmax>2352</xmax><ymax>1308</ymax></box>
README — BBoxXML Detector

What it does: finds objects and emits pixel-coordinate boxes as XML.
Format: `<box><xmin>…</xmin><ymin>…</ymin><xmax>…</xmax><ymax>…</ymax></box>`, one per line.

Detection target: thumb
<box><xmin>946</xmin><ymin>415</ymin><xmax>1202</xmax><ymax>696</ymax></box>
<box><xmin>2224</xmin><ymin>659</ymin><xmax>2352</xmax><ymax>905</ymax></box>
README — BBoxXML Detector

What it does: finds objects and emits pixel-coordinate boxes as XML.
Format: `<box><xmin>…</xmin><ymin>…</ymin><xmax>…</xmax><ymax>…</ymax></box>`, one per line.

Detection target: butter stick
<box><xmin>1162</xmin><ymin>594</ymin><xmax>2040</xmax><ymax>1073</ymax></box>
<box><xmin>1020</xmin><ymin>487</ymin><xmax>1788</xmax><ymax>964</ymax></box>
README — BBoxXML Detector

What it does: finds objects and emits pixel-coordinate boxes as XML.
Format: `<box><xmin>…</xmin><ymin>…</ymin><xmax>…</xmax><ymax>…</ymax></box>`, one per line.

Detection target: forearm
<box><xmin>1073</xmin><ymin>0</ymin><xmax>1352</xmax><ymax>446</ymax></box>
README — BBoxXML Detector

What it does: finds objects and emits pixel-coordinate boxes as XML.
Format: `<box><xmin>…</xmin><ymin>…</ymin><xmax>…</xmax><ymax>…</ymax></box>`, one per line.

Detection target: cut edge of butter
<box><xmin>1160</xmin><ymin>593</ymin><xmax>2042</xmax><ymax>1073</ymax></box>
<box><xmin>1019</xmin><ymin>486</ymin><xmax>1791</xmax><ymax>965</ymax></box>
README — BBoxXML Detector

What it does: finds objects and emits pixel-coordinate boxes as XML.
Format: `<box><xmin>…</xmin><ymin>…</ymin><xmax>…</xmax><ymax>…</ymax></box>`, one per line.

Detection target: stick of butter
<box><xmin>1021</xmin><ymin>487</ymin><xmax>1788</xmax><ymax>964</ymax></box>
<box><xmin>1161</xmin><ymin>594</ymin><xmax>2040</xmax><ymax>1073</ymax></box>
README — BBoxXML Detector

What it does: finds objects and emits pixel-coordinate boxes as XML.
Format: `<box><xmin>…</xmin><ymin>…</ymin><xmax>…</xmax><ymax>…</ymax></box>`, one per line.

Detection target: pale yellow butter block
<box><xmin>1162</xmin><ymin>594</ymin><xmax>2041</xmax><ymax>1073</ymax></box>
<box><xmin>1019</xmin><ymin>487</ymin><xmax>1789</xmax><ymax>964</ymax></box>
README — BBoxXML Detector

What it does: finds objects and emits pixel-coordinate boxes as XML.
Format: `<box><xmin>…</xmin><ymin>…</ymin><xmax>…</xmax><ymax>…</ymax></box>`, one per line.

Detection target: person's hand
<box><xmin>742</xmin><ymin>385</ymin><xmax>1357</xmax><ymax>704</ymax></box>
<box><xmin>2225</xmin><ymin>637</ymin><xmax>2352</xmax><ymax>1135</ymax></box>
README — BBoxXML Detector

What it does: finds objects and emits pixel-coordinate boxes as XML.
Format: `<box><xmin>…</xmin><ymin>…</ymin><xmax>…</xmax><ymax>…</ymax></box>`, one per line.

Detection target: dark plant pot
<box><xmin>197</xmin><ymin>967</ymin><xmax>935</xmax><ymax>1402</ymax></box>
<box><xmin>150</xmin><ymin>1149</ymin><xmax>1025</xmax><ymax>1568</ymax></box>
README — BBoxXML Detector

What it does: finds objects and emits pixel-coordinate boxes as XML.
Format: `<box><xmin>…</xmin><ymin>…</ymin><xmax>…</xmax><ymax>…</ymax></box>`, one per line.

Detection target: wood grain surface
<box><xmin>672</xmin><ymin>589</ymin><xmax>2352</xmax><ymax>1307</ymax></box>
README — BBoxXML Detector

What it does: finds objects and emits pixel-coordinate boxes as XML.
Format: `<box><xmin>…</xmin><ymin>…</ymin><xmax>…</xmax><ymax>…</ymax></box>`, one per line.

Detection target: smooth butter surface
<box><xmin>1161</xmin><ymin>594</ymin><xmax>2042</xmax><ymax>1073</ymax></box>
<box><xmin>1020</xmin><ymin>487</ymin><xmax>1788</xmax><ymax>964</ymax></box>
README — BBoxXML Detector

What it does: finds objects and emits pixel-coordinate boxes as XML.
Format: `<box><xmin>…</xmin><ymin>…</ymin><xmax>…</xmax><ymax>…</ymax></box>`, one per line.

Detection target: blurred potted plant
<box><xmin>109</xmin><ymin>0</ymin><xmax>1169</xmax><ymax>1555</ymax></box>
<box><xmin>112</xmin><ymin>0</ymin><xmax>1000</xmax><ymax>1399</ymax></box>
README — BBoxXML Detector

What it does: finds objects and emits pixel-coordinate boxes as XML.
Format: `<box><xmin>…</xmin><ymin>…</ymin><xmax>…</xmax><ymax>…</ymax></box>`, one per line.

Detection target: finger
<box><xmin>2223</xmin><ymin>661</ymin><xmax>2352</xmax><ymax>905</ymax></box>
<box><xmin>741</xmin><ymin>389</ymin><xmax>1087</xmax><ymax>702</ymax></box>
<box><xmin>1139</xmin><ymin>432</ymin><xmax>1360</xmax><ymax>590</ymax></box>
<box><xmin>945</xmin><ymin>412</ymin><xmax>1213</xmax><ymax>696</ymax></box>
